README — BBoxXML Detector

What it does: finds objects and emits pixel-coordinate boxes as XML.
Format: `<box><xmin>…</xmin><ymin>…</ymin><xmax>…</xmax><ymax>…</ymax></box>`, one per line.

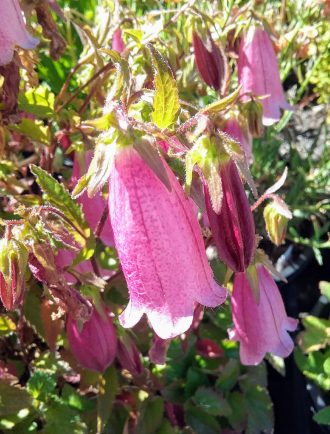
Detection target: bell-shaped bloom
<box><xmin>0</xmin><ymin>0</ymin><xmax>39</xmax><ymax>65</ymax></box>
<box><xmin>205</xmin><ymin>160</ymin><xmax>255</xmax><ymax>273</ymax></box>
<box><xmin>0</xmin><ymin>238</ymin><xmax>28</xmax><ymax>310</ymax></box>
<box><xmin>109</xmin><ymin>146</ymin><xmax>226</xmax><ymax>339</ymax></box>
<box><xmin>192</xmin><ymin>31</ymin><xmax>228</xmax><ymax>93</ymax></box>
<box><xmin>73</xmin><ymin>152</ymin><xmax>114</xmax><ymax>246</ymax></box>
<box><xmin>112</xmin><ymin>28</ymin><xmax>125</xmax><ymax>53</ymax></box>
<box><xmin>229</xmin><ymin>265</ymin><xmax>298</xmax><ymax>365</ymax></box>
<box><xmin>66</xmin><ymin>307</ymin><xmax>117</xmax><ymax>372</ymax></box>
<box><xmin>223</xmin><ymin>119</ymin><xmax>253</xmax><ymax>165</ymax></box>
<box><xmin>238</xmin><ymin>26</ymin><xmax>292</xmax><ymax>125</ymax></box>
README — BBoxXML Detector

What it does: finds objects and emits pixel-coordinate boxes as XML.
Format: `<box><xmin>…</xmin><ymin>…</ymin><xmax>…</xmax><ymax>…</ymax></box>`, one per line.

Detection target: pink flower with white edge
<box><xmin>238</xmin><ymin>26</ymin><xmax>292</xmax><ymax>126</ymax></box>
<box><xmin>229</xmin><ymin>265</ymin><xmax>297</xmax><ymax>365</ymax></box>
<box><xmin>109</xmin><ymin>146</ymin><xmax>226</xmax><ymax>339</ymax></box>
<box><xmin>0</xmin><ymin>0</ymin><xmax>38</xmax><ymax>65</ymax></box>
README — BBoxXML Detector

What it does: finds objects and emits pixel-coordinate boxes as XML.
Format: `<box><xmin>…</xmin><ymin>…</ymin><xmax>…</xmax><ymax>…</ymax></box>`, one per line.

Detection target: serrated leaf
<box><xmin>27</xmin><ymin>371</ymin><xmax>57</xmax><ymax>401</ymax></box>
<box><xmin>0</xmin><ymin>381</ymin><xmax>33</xmax><ymax>416</ymax></box>
<box><xmin>193</xmin><ymin>387</ymin><xmax>231</xmax><ymax>416</ymax></box>
<box><xmin>133</xmin><ymin>139</ymin><xmax>171</xmax><ymax>191</ymax></box>
<box><xmin>200</xmin><ymin>86</ymin><xmax>241</xmax><ymax>114</ymax></box>
<box><xmin>18</xmin><ymin>85</ymin><xmax>55</xmax><ymax>118</ymax></box>
<box><xmin>216</xmin><ymin>359</ymin><xmax>240</xmax><ymax>392</ymax></box>
<box><xmin>313</xmin><ymin>406</ymin><xmax>330</xmax><ymax>425</ymax></box>
<box><xmin>243</xmin><ymin>385</ymin><xmax>273</xmax><ymax>434</ymax></box>
<box><xmin>43</xmin><ymin>400</ymin><xmax>88</xmax><ymax>434</ymax></box>
<box><xmin>299</xmin><ymin>316</ymin><xmax>330</xmax><ymax>352</ymax></box>
<box><xmin>30</xmin><ymin>165</ymin><xmax>90</xmax><ymax>244</ymax></box>
<box><xmin>228</xmin><ymin>391</ymin><xmax>247</xmax><ymax>431</ymax></box>
<box><xmin>10</xmin><ymin>119</ymin><xmax>50</xmax><ymax>144</ymax></box>
<box><xmin>147</xmin><ymin>44</ymin><xmax>180</xmax><ymax>130</ymax></box>
<box><xmin>185</xmin><ymin>402</ymin><xmax>221</xmax><ymax>434</ymax></box>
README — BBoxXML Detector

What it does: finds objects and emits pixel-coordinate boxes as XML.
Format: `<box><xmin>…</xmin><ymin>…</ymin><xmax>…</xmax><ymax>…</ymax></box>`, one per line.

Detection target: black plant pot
<box><xmin>267</xmin><ymin>245</ymin><xmax>330</xmax><ymax>434</ymax></box>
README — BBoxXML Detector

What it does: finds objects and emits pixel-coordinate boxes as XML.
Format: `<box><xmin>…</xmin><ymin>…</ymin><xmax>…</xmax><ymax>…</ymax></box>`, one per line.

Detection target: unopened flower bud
<box><xmin>117</xmin><ymin>333</ymin><xmax>144</xmax><ymax>376</ymax></box>
<box><xmin>264</xmin><ymin>202</ymin><xmax>290</xmax><ymax>246</ymax></box>
<box><xmin>0</xmin><ymin>238</ymin><xmax>28</xmax><ymax>310</ymax></box>
<box><xmin>66</xmin><ymin>306</ymin><xmax>117</xmax><ymax>372</ymax></box>
<box><xmin>240</xmin><ymin>99</ymin><xmax>264</xmax><ymax>138</ymax></box>
<box><xmin>112</xmin><ymin>28</ymin><xmax>125</xmax><ymax>54</ymax></box>
<box><xmin>192</xmin><ymin>30</ymin><xmax>228</xmax><ymax>94</ymax></box>
<box><xmin>205</xmin><ymin>160</ymin><xmax>256</xmax><ymax>273</ymax></box>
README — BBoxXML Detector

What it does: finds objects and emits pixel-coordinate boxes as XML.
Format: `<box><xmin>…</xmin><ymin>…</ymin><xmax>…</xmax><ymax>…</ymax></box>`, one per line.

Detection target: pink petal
<box><xmin>223</xmin><ymin>118</ymin><xmax>253</xmax><ymax>165</ymax></box>
<box><xmin>230</xmin><ymin>265</ymin><xmax>297</xmax><ymax>365</ymax></box>
<box><xmin>0</xmin><ymin>0</ymin><xmax>38</xmax><ymax>65</ymax></box>
<box><xmin>110</xmin><ymin>147</ymin><xmax>226</xmax><ymax>339</ymax></box>
<box><xmin>238</xmin><ymin>27</ymin><xmax>292</xmax><ymax>126</ymax></box>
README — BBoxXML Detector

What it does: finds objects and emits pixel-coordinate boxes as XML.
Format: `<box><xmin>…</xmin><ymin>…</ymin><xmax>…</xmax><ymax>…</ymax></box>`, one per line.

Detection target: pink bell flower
<box><xmin>205</xmin><ymin>160</ymin><xmax>256</xmax><ymax>273</ymax></box>
<box><xmin>0</xmin><ymin>0</ymin><xmax>38</xmax><ymax>65</ymax></box>
<box><xmin>73</xmin><ymin>152</ymin><xmax>114</xmax><ymax>246</ymax></box>
<box><xmin>66</xmin><ymin>306</ymin><xmax>117</xmax><ymax>372</ymax></box>
<box><xmin>112</xmin><ymin>27</ymin><xmax>125</xmax><ymax>54</ymax></box>
<box><xmin>238</xmin><ymin>26</ymin><xmax>292</xmax><ymax>125</ymax></box>
<box><xmin>223</xmin><ymin>119</ymin><xmax>253</xmax><ymax>165</ymax></box>
<box><xmin>229</xmin><ymin>265</ymin><xmax>298</xmax><ymax>365</ymax></box>
<box><xmin>109</xmin><ymin>146</ymin><xmax>226</xmax><ymax>339</ymax></box>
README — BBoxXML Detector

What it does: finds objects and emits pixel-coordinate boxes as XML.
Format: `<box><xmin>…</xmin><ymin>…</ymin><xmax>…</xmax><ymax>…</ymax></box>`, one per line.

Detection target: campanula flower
<box><xmin>238</xmin><ymin>26</ymin><xmax>292</xmax><ymax>125</ymax></box>
<box><xmin>109</xmin><ymin>146</ymin><xmax>226</xmax><ymax>339</ymax></box>
<box><xmin>229</xmin><ymin>265</ymin><xmax>298</xmax><ymax>365</ymax></box>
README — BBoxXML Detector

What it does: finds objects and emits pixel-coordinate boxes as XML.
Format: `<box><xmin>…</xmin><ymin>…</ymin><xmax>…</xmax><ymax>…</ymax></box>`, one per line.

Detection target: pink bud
<box><xmin>238</xmin><ymin>26</ymin><xmax>292</xmax><ymax>125</ymax></box>
<box><xmin>73</xmin><ymin>152</ymin><xmax>114</xmax><ymax>246</ymax></box>
<box><xmin>0</xmin><ymin>239</ymin><xmax>28</xmax><ymax>310</ymax></box>
<box><xmin>66</xmin><ymin>307</ymin><xmax>117</xmax><ymax>372</ymax></box>
<box><xmin>56</xmin><ymin>131</ymin><xmax>71</xmax><ymax>150</ymax></box>
<box><xmin>205</xmin><ymin>160</ymin><xmax>255</xmax><ymax>273</ymax></box>
<box><xmin>229</xmin><ymin>265</ymin><xmax>298</xmax><ymax>365</ymax></box>
<box><xmin>196</xmin><ymin>338</ymin><xmax>224</xmax><ymax>359</ymax></box>
<box><xmin>192</xmin><ymin>31</ymin><xmax>228</xmax><ymax>93</ymax></box>
<box><xmin>0</xmin><ymin>0</ymin><xmax>39</xmax><ymax>65</ymax></box>
<box><xmin>116</xmin><ymin>334</ymin><xmax>144</xmax><ymax>376</ymax></box>
<box><xmin>109</xmin><ymin>146</ymin><xmax>226</xmax><ymax>339</ymax></box>
<box><xmin>112</xmin><ymin>28</ymin><xmax>125</xmax><ymax>53</ymax></box>
<box><xmin>149</xmin><ymin>335</ymin><xmax>171</xmax><ymax>365</ymax></box>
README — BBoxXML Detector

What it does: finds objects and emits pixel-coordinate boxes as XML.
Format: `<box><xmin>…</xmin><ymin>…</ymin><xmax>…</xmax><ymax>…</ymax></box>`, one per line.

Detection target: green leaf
<box><xmin>185</xmin><ymin>402</ymin><xmax>221</xmax><ymax>434</ymax></box>
<box><xmin>18</xmin><ymin>85</ymin><xmax>55</xmax><ymax>118</ymax></box>
<box><xmin>200</xmin><ymin>86</ymin><xmax>241</xmax><ymax>114</ymax></box>
<box><xmin>10</xmin><ymin>119</ymin><xmax>50</xmax><ymax>144</ymax></box>
<box><xmin>313</xmin><ymin>407</ymin><xmax>330</xmax><ymax>425</ymax></box>
<box><xmin>147</xmin><ymin>44</ymin><xmax>180</xmax><ymax>129</ymax></box>
<box><xmin>228</xmin><ymin>392</ymin><xmax>247</xmax><ymax>431</ymax></box>
<box><xmin>294</xmin><ymin>347</ymin><xmax>330</xmax><ymax>390</ymax></box>
<box><xmin>0</xmin><ymin>315</ymin><xmax>16</xmax><ymax>337</ymax></box>
<box><xmin>299</xmin><ymin>315</ymin><xmax>330</xmax><ymax>352</ymax></box>
<box><xmin>216</xmin><ymin>359</ymin><xmax>240</xmax><ymax>392</ymax></box>
<box><xmin>97</xmin><ymin>366</ymin><xmax>118</xmax><ymax>434</ymax></box>
<box><xmin>242</xmin><ymin>384</ymin><xmax>273</xmax><ymax>434</ymax></box>
<box><xmin>137</xmin><ymin>396</ymin><xmax>164</xmax><ymax>434</ymax></box>
<box><xmin>0</xmin><ymin>381</ymin><xmax>32</xmax><ymax>416</ymax></box>
<box><xmin>43</xmin><ymin>399</ymin><xmax>88</xmax><ymax>434</ymax></box>
<box><xmin>320</xmin><ymin>281</ymin><xmax>330</xmax><ymax>301</ymax></box>
<box><xmin>62</xmin><ymin>384</ymin><xmax>95</xmax><ymax>412</ymax></box>
<box><xmin>193</xmin><ymin>387</ymin><xmax>231</xmax><ymax>416</ymax></box>
<box><xmin>101</xmin><ymin>49</ymin><xmax>130</xmax><ymax>103</ymax></box>
<box><xmin>30</xmin><ymin>165</ymin><xmax>91</xmax><ymax>248</ymax></box>
<box><xmin>27</xmin><ymin>371</ymin><xmax>57</xmax><ymax>401</ymax></box>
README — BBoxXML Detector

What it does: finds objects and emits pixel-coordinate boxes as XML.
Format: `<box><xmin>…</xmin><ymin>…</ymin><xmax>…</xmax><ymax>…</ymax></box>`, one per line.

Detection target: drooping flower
<box><xmin>192</xmin><ymin>30</ymin><xmax>228</xmax><ymax>94</ymax></box>
<box><xmin>66</xmin><ymin>306</ymin><xmax>117</xmax><ymax>372</ymax></box>
<box><xmin>73</xmin><ymin>151</ymin><xmax>114</xmax><ymax>246</ymax></box>
<box><xmin>0</xmin><ymin>238</ymin><xmax>28</xmax><ymax>310</ymax></box>
<box><xmin>116</xmin><ymin>333</ymin><xmax>144</xmax><ymax>376</ymax></box>
<box><xmin>223</xmin><ymin>118</ymin><xmax>253</xmax><ymax>165</ymax></box>
<box><xmin>112</xmin><ymin>28</ymin><xmax>125</xmax><ymax>53</ymax></box>
<box><xmin>229</xmin><ymin>265</ymin><xmax>298</xmax><ymax>365</ymax></box>
<box><xmin>109</xmin><ymin>146</ymin><xmax>226</xmax><ymax>339</ymax></box>
<box><xmin>205</xmin><ymin>160</ymin><xmax>256</xmax><ymax>273</ymax></box>
<box><xmin>0</xmin><ymin>0</ymin><xmax>39</xmax><ymax>65</ymax></box>
<box><xmin>238</xmin><ymin>26</ymin><xmax>292</xmax><ymax>125</ymax></box>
